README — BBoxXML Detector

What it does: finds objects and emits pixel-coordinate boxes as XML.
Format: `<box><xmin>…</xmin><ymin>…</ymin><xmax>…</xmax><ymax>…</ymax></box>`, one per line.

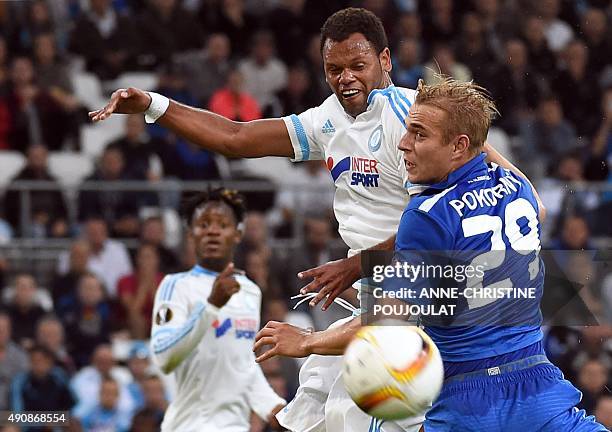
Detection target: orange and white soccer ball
<box><xmin>342</xmin><ymin>324</ymin><xmax>444</xmax><ymax>420</ymax></box>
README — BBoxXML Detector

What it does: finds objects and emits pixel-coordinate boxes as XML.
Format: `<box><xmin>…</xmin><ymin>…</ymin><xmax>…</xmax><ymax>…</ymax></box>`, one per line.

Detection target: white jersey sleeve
<box><xmin>282</xmin><ymin>94</ymin><xmax>342</xmax><ymax>162</ymax></box>
<box><xmin>247</xmin><ymin>362</ymin><xmax>286</xmax><ymax>420</ymax></box>
<box><xmin>150</xmin><ymin>274</ymin><xmax>220</xmax><ymax>373</ymax></box>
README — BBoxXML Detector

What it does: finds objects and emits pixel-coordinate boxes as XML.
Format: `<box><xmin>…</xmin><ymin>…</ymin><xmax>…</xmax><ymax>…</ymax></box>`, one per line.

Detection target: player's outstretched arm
<box><xmin>253</xmin><ymin>316</ymin><xmax>362</xmax><ymax>362</ymax></box>
<box><xmin>299</xmin><ymin>235</ymin><xmax>397</xmax><ymax>310</ymax></box>
<box><xmin>89</xmin><ymin>88</ymin><xmax>294</xmax><ymax>158</ymax></box>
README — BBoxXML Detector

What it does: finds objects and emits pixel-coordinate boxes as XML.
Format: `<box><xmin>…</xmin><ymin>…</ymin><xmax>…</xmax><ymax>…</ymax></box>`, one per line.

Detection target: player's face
<box><xmin>322</xmin><ymin>33</ymin><xmax>391</xmax><ymax>117</ymax></box>
<box><xmin>400</xmin><ymin>103</ymin><xmax>458</xmax><ymax>184</ymax></box>
<box><xmin>190</xmin><ymin>202</ymin><xmax>241</xmax><ymax>270</ymax></box>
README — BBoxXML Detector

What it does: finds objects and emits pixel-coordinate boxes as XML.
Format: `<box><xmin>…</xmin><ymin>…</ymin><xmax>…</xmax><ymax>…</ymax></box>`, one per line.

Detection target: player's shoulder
<box><xmin>156</xmin><ymin>270</ymin><xmax>194</xmax><ymax>302</ymax></box>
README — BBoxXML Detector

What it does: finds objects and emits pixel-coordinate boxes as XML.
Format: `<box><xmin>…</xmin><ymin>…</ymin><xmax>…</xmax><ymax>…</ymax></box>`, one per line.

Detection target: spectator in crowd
<box><xmin>117</xmin><ymin>244</ymin><xmax>163</xmax><ymax>339</ymax></box>
<box><xmin>205</xmin><ymin>0</ymin><xmax>259</xmax><ymax>57</ymax></box>
<box><xmin>270</xmin><ymin>160</ymin><xmax>335</xmax><ymax>238</ymax></box>
<box><xmin>78</xmin><ymin>145</ymin><xmax>142</xmax><ymax>238</ymax></box>
<box><xmin>277</xmin><ymin>64</ymin><xmax>319</xmax><ymax>118</ymax></box>
<box><xmin>488</xmin><ymin>39</ymin><xmax>542</xmax><ymax>135</ymax></box>
<box><xmin>548</xmin><ymin>214</ymin><xmax>593</xmax><ymax>251</ymax></box>
<box><xmin>125</xmin><ymin>342</ymin><xmax>151</xmax><ymax>411</ymax></box>
<box><xmin>580</xmin><ymin>8</ymin><xmax>611</xmax><ymax>75</ymax></box>
<box><xmin>129</xmin><ymin>410</ymin><xmax>160</xmax><ymax>432</ymax></box>
<box><xmin>9</xmin><ymin>345</ymin><xmax>74</xmax><ymax>414</ymax></box>
<box><xmin>553</xmin><ymin>40</ymin><xmax>601</xmax><ymax>138</ymax></box>
<box><xmin>268</xmin><ymin>0</ymin><xmax>316</xmax><ymax>65</ymax></box>
<box><xmin>391</xmin><ymin>38</ymin><xmax>424</xmax><ymax>90</ymax></box>
<box><xmin>424</xmin><ymin>43</ymin><xmax>472</xmax><ymax>84</ymax></box>
<box><xmin>35</xmin><ymin>315</ymin><xmax>75</xmax><ymax>375</ymax></box>
<box><xmin>576</xmin><ymin>358</ymin><xmax>610</xmax><ymax>414</ymax></box>
<box><xmin>0</xmin><ymin>310</ymin><xmax>29</xmax><ymax>410</ymax></box>
<box><xmin>51</xmin><ymin>239</ymin><xmax>90</xmax><ymax>306</ymax></box>
<box><xmin>421</xmin><ymin>0</ymin><xmax>455</xmax><ymax>45</ymax></box>
<box><xmin>538</xmin><ymin>151</ymin><xmax>599</xmax><ymax>241</ymax></box>
<box><xmin>519</xmin><ymin>96</ymin><xmax>578</xmax><ymax>176</ymax></box>
<box><xmin>303</xmin><ymin>33</ymin><xmax>331</xmax><ymax>105</ymax></box>
<box><xmin>534</xmin><ymin>0</ymin><xmax>574</xmax><ymax>53</ymax></box>
<box><xmin>58</xmin><ymin>217</ymin><xmax>133</xmax><ymax>298</ymax></box>
<box><xmin>392</xmin><ymin>11</ymin><xmax>423</xmax><ymax>50</ymax></box>
<box><xmin>595</xmin><ymin>395</ymin><xmax>612</xmax><ymax>430</ymax></box>
<box><xmin>32</xmin><ymin>32</ymin><xmax>83</xmax><ymax>150</ymax></box>
<box><xmin>136</xmin><ymin>375</ymin><xmax>167</xmax><ymax>426</ymax></box>
<box><xmin>69</xmin><ymin>0</ymin><xmax>139</xmax><ymax>79</ymax></box>
<box><xmin>5</xmin><ymin>273</ymin><xmax>46</xmax><ymax>348</ymax></box>
<box><xmin>452</xmin><ymin>12</ymin><xmax>496</xmax><ymax>84</ymax></box>
<box><xmin>3</xmin><ymin>143</ymin><xmax>69</xmax><ymax>238</ymax></box>
<box><xmin>109</xmin><ymin>114</ymin><xmax>163</xmax><ymax>181</ymax></box>
<box><xmin>234</xmin><ymin>211</ymin><xmax>274</xmax><ymax>269</ymax></box>
<box><xmin>208</xmin><ymin>67</ymin><xmax>262</xmax><ymax>121</ymax></box>
<box><xmin>71</xmin><ymin>344</ymin><xmax>135</xmax><ymax>420</ymax></box>
<box><xmin>238</xmin><ymin>30</ymin><xmax>288</xmax><ymax>116</ymax></box>
<box><xmin>0</xmin><ymin>36</ymin><xmax>9</xmax><ymax>150</ymax></box>
<box><xmin>0</xmin><ymin>56</ymin><xmax>76</xmax><ymax>151</ymax></box>
<box><xmin>137</xmin><ymin>0</ymin><xmax>203</xmax><ymax>68</ymax></box>
<box><xmin>139</xmin><ymin>216</ymin><xmax>179</xmax><ymax>273</ymax></box>
<box><xmin>59</xmin><ymin>273</ymin><xmax>113</xmax><ymax>368</ymax></box>
<box><xmin>174</xmin><ymin>33</ymin><xmax>232</xmax><ymax>107</ymax></box>
<box><xmin>11</xmin><ymin>0</ymin><xmax>55</xmax><ymax>55</ymax></box>
<box><xmin>521</xmin><ymin>15</ymin><xmax>558</xmax><ymax>77</ymax></box>
<box><xmin>79</xmin><ymin>377</ymin><xmax>132</xmax><ymax>432</ymax></box>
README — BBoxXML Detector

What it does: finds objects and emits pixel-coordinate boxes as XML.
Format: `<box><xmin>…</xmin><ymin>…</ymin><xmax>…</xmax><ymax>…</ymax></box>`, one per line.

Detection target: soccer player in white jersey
<box><xmin>91</xmin><ymin>8</ymin><xmax>529</xmax><ymax>431</ymax></box>
<box><xmin>149</xmin><ymin>188</ymin><xmax>285</xmax><ymax>431</ymax></box>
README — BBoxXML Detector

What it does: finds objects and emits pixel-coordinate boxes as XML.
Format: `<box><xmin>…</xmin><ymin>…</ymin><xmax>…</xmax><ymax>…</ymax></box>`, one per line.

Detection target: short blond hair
<box><xmin>415</xmin><ymin>77</ymin><xmax>498</xmax><ymax>151</ymax></box>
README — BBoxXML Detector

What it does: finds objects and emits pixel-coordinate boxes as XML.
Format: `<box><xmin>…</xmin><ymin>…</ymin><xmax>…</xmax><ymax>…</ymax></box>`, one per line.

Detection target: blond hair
<box><xmin>415</xmin><ymin>76</ymin><xmax>498</xmax><ymax>152</ymax></box>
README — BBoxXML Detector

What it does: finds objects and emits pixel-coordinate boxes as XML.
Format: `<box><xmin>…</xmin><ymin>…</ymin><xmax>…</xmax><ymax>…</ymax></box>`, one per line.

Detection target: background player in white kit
<box><xmin>91</xmin><ymin>8</ymin><xmax>529</xmax><ymax>431</ymax></box>
<box><xmin>149</xmin><ymin>188</ymin><xmax>285</xmax><ymax>431</ymax></box>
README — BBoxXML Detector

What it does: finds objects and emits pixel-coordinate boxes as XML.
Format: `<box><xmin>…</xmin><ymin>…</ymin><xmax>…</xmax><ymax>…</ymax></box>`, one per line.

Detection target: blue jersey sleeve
<box><xmin>395</xmin><ymin>209</ymin><xmax>454</xmax><ymax>251</ymax></box>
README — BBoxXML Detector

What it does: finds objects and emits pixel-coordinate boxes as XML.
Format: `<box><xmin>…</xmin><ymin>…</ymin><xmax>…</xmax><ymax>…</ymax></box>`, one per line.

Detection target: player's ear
<box><xmin>379</xmin><ymin>47</ymin><xmax>392</xmax><ymax>73</ymax></box>
<box><xmin>234</xmin><ymin>222</ymin><xmax>244</xmax><ymax>244</ymax></box>
<box><xmin>453</xmin><ymin>135</ymin><xmax>470</xmax><ymax>158</ymax></box>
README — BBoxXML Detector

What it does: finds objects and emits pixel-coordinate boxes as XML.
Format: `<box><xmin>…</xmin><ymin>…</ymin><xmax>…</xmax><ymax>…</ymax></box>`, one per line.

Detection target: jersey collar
<box><xmin>428</xmin><ymin>153</ymin><xmax>488</xmax><ymax>191</ymax></box>
<box><xmin>191</xmin><ymin>264</ymin><xmax>218</xmax><ymax>277</ymax></box>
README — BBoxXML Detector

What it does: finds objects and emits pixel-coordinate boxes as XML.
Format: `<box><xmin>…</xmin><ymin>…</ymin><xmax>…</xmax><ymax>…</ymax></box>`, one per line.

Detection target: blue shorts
<box><xmin>424</xmin><ymin>361</ymin><xmax>607</xmax><ymax>432</ymax></box>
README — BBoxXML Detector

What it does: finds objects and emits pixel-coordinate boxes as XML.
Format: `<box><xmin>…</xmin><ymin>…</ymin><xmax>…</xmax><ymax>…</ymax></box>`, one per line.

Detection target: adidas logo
<box><xmin>322</xmin><ymin>119</ymin><xmax>335</xmax><ymax>134</ymax></box>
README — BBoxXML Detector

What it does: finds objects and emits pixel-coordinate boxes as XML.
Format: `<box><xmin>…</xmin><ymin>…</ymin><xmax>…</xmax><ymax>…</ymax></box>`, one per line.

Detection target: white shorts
<box><xmin>276</xmin><ymin>316</ymin><xmax>424</xmax><ymax>432</ymax></box>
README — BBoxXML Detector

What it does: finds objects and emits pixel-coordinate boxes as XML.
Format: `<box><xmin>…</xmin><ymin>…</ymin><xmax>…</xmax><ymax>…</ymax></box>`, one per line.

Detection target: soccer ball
<box><xmin>342</xmin><ymin>323</ymin><xmax>444</xmax><ymax>420</ymax></box>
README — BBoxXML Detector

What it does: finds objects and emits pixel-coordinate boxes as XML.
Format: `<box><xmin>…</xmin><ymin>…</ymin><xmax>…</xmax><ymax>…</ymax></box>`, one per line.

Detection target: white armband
<box><xmin>144</xmin><ymin>92</ymin><xmax>170</xmax><ymax>124</ymax></box>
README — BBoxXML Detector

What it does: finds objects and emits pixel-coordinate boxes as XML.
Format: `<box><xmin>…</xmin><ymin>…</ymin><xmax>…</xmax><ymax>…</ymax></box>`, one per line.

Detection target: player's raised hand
<box><xmin>298</xmin><ymin>254</ymin><xmax>362</xmax><ymax>311</ymax></box>
<box><xmin>88</xmin><ymin>87</ymin><xmax>152</xmax><ymax>122</ymax></box>
<box><xmin>253</xmin><ymin>321</ymin><xmax>312</xmax><ymax>362</ymax></box>
<box><xmin>207</xmin><ymin>263</ymin><xmax>240</xmax><ymax>308</ymax></box>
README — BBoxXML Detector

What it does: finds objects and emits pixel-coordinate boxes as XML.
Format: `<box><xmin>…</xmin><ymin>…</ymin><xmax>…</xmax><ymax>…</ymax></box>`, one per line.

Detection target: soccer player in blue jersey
<box><xmin>391</xmin><ymin>78</ymin><xmax>607</xmax><ymax>431</ymax></box>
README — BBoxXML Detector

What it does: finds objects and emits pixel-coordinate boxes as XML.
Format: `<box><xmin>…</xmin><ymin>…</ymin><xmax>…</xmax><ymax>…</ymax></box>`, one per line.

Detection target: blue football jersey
<box><xmin>394</xmin><ymin>153</ymin><xmax>544</xmax><ymax>362</ymax></box>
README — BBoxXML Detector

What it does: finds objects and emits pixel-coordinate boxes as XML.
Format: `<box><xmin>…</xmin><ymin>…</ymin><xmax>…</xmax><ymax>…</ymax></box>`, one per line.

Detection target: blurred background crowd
<box><xmin>0</xmin><ymin>0</ymin><xmax>611</xmax><ymax>431</ymax></box>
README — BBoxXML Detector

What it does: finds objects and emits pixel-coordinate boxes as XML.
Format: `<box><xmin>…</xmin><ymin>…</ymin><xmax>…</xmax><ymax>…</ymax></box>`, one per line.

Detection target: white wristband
<box><xmin>144</xmin><ymin>92</ymin><xmax>170</xmax><ymax>124</ymax></box>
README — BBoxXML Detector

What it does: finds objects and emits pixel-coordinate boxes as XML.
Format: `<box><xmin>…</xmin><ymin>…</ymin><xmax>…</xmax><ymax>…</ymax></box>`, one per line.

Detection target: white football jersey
<box><xmin>283</xmin><ymin>85</ymin><xmax>421</xmax><ymax>253</ymax></box>
<box><xmin>150</xmin><ymin>265</ymin><xmax>285</xmax><ymax>432</ymax></box>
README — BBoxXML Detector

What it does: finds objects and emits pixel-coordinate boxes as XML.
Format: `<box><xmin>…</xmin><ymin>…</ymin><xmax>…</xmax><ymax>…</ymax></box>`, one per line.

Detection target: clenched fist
<box><xmin>207</xmin><ymin>263</ymin><xmax>240</xmax><ymax>308</ymax></box>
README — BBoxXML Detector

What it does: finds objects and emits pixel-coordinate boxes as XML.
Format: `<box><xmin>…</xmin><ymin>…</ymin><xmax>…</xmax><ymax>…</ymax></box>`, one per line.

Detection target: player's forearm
<box><xmin>157</xmin><ymin>100</ymin><xmax>293</xmax><ymax>158</ymax></box>
<box><xmin>304</xmin><ymin>316</ymin><xmax>362</xmax><ymax>355</ymax></box>
<box><xmin>151</xmin><ymin>302</ymin><xmax>219</xmax><ymax>373</ymax></box>
<box><xmin>484</xmin><ymin>142</ymin><xmax>547</xmax><ymax>221</ymax></box>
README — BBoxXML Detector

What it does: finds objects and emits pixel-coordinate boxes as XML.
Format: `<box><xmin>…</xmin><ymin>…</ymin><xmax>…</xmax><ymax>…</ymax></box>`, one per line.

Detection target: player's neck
<box><xmin>198</xmin><ymin>257</ymin><xmax>232</xmax><ymax>273</ymax></box>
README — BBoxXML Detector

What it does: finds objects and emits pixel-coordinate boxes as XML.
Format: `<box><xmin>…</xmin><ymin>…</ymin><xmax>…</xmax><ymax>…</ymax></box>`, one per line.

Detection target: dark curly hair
<box><xmin>181</xmin><ymin>188</ymin><xmax>247</xmax><ymax>227</ymax></box>
<box><xmin>320</xmin><ymin>8</ymin><xmax>388</xmax><ymax>54</ymax></box>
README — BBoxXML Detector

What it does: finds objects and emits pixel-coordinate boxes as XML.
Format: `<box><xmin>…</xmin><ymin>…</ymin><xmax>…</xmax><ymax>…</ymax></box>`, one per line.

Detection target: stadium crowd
<box><xmin>0</xmin><ymin>0</ymin><xmax>611</xmax><ymax>430</ymax></box>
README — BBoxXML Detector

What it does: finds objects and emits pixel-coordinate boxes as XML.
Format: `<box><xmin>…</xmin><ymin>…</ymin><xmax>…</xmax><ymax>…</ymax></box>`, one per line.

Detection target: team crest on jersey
<box><xmin>155</xmin><ymin>306</ymin><xmax>173</xmax><ymax>325</ymax></box>
<box><xmin>368</xmin><ymin>125</ymin><xmax>383</xmax><ymax>152</ymax></box>
<box><xmin>327</xmin><ymin>156</ymin><xmax>380</xmax><ymax>187</ymax></box>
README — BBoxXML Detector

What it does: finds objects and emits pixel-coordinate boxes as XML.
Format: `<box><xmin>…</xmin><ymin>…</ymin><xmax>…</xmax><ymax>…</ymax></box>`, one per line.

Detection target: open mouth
<box><xmin>341</xmin><ymin>89</ymin><xmax>360</xmax><ymax>100</ymax></box>
<box><xmin>405</xmin><ymin>161</ymin><xmax>415</xmax><ymax>169</ymax></box>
